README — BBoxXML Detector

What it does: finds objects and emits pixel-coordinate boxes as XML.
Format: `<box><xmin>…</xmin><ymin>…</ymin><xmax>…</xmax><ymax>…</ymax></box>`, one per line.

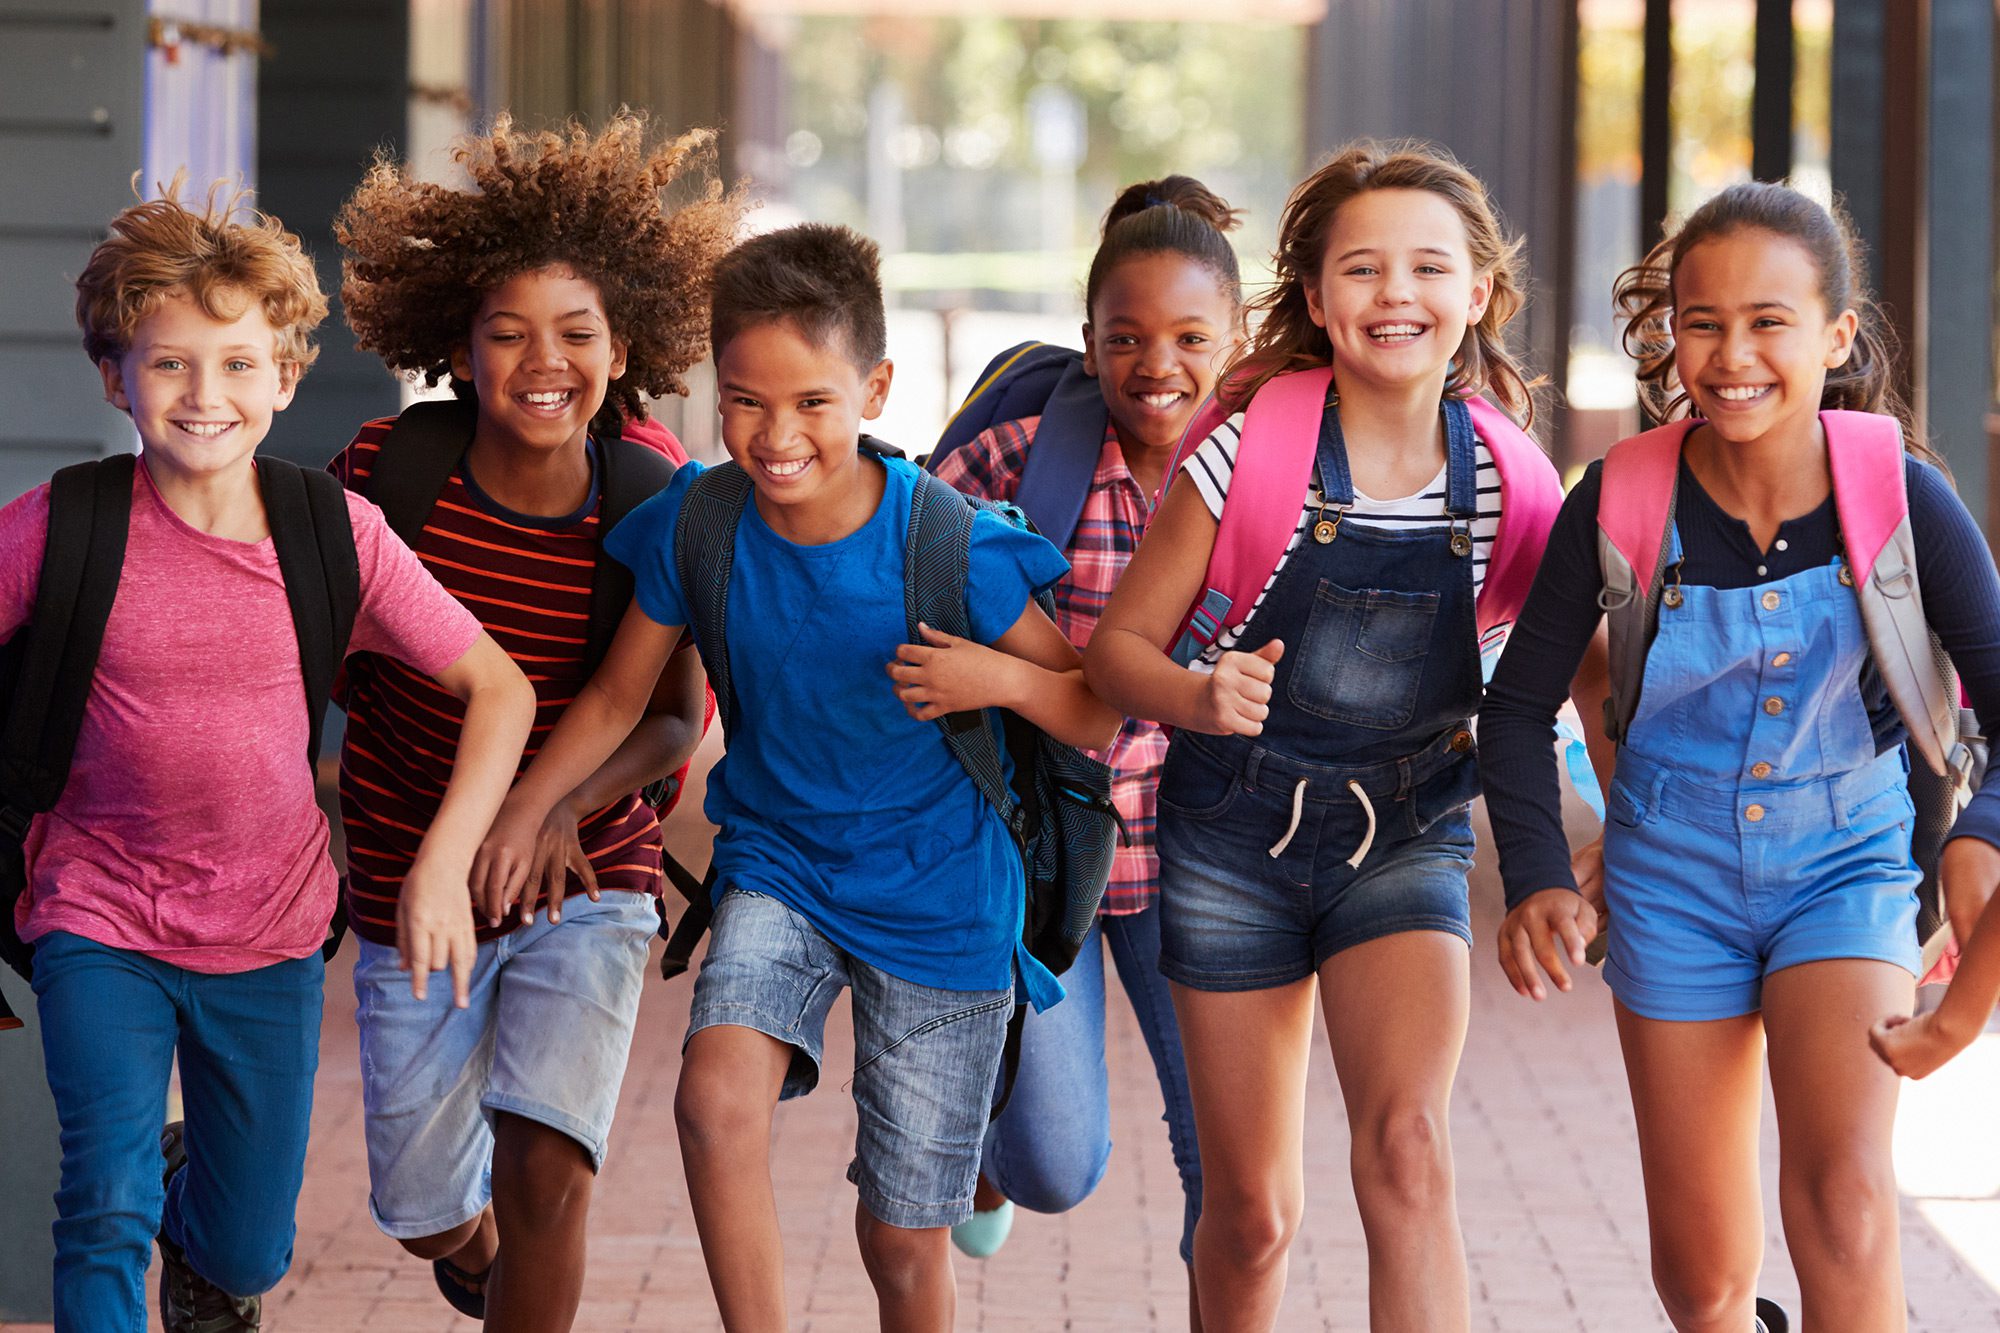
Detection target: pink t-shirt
<box><xmin>2</xmin><ymin>461</ymin><xmax>481</xmax><ymax>973</ymax></box>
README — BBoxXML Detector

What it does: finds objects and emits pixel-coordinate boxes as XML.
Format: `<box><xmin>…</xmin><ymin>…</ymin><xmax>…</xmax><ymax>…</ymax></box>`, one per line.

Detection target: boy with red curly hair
<box><xmin>14</xmin><ymin>182</ymin><xmax>533</xmax><ymax>1333</ymax></box>
<box><xmin>332</xmin><ymin>113</ymin><xmax>739</xmax><ymax>1329</ymax></box>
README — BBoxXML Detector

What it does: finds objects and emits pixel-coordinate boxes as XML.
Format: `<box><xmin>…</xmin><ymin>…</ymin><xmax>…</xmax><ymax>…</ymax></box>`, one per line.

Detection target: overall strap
<box><xmin>673</xmin><ymin>461</ymin><xmax>754</xmax><ymax>738</ymax></box>
<box><xmin>364</xmin><ymin>399</ymin><xmax>477</xmax><ymax>546</ymax></box>
<box><xmin>588</xmin><ymin>438</ymin><xmax>678</xmax><ymax>673</ymax></box>
<box><xmin>0</xmin><ymin>454</ymin><xmax>136</xmax><ymax>816</ymax></box>
<box><xmin>1596</xmin><ymin>421</ymin><xmax>1697</xmax><ymax>743</ymax></box>
<box><xmin>904</xmin><ymin>468</ymin><xmax>1024</xmax><ymax>841</ymax></box>
<box><xmin>1440</xmin><ymin>397</ymin><xmax>1479</xmax><ymax>519</ymax></box>
<box><xmin>259</xmin><ymin>459</ymin><xmax>361</xmax><ymax>770</ymax></box>
<box><xmin>1012</xmin><ymin>355</ymin><xmax>1108</xmax><ymax>550</ymax></box>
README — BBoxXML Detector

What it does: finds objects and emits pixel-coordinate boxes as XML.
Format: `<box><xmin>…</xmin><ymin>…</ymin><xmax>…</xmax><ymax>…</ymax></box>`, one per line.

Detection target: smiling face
<box><xmin>1670</xmin><ymin>227</ymin><xmax>1857</xmax><ymax>444</ymax></box>
<box><xmin>716</xmin><ymin>318</ymin><xmax>893</xmax><ymax>535</ymax></box>
<box><xmin>449</xmin><ymin>265</ymin><xmax>628</xmax><ymax>456</ymax></box>
<box><xmin>1303</xmin><ymin>188</ymin><xmax>1493</xmax><ymax>396</ymax></box>
<box><xmin>1082</xmin><ymin>250</ymin><xmax>1237</xmax><ymax>456</ymax></box>
<box><xmin>99</xmin><ymin>286</ymin><xmax>296</xmax><ymax>483</ymax></box>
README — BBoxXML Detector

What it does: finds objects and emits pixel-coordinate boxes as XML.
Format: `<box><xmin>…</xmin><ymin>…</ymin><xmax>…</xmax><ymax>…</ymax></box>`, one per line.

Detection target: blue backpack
<box><xmin>928</xmin><ymin>342</ymin><xmax>1108</xmax><ymax>551</ymax></box>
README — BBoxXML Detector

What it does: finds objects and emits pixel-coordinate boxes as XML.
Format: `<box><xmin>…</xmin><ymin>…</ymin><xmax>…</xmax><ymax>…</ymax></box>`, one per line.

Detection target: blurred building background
<box><xmin>0</xmin><ymin>0</ymin><xmax>1997</xmax><ymax>1319</ymax></box>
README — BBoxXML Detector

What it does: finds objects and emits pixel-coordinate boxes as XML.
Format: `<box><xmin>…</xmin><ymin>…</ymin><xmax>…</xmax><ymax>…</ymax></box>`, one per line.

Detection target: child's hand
<box><xmin>1497</xmin><ymin>887</ymin><xmax>1599</xmax><ymax>1001</ymax></box>
<box><xmin>398</xmin><ymin>855</ymin><xmax>478</xmax><ymax>1007</ymax></box>
<box><xmin>523</xmin><ymin>798</ymin><xmax>600</xmax><ymax>926</ymax></box>
<box><xmin>470</xmin><ymin>800</ymin><xmax>543</xmax><ymax>928</ymax></box>
<box><xmin>1192</xmin><ymin>639</ymin><xmax>1284</xmax><ymax>736</ymax></box>
<box><xmin>887</xmin><ymin>622</ymin><xmax>1020</xmax><ymax>721</ymax></box>
<box><xmin>1870</xmin><ymin>1009</ymin><xmax>1972</xmax><ymax>1080</ymax></box>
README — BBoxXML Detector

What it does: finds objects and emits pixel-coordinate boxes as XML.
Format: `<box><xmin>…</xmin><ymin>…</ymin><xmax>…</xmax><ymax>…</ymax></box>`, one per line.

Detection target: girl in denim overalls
<box><xmin>1088</xmin><ymin>144</ymin><xmax>1586</xmax><ymax>1331</ymax></box>
<box><xmin>1484</xmin><ymin>183</ymin><xmax>2000</xmax><ymax>1333</ymax></box>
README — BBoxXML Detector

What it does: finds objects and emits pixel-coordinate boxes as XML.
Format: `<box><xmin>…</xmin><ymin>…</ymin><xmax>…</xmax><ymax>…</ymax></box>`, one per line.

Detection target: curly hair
<box><xmin>1222</xmin><ymin>141</ymin><xmax>1539</xmax><ymax>427</ymax></box>
<box><xmin>1612</xmin><ymin>180</ymin><xmax>1932</xmax><ymax>460</ymax></box>
<box><xmin>76</xmin><ymin>173</ymin><xmax>327</xmax><ymax>373</ymax></box>
<box><xmin>337</xmin><ymin>110</ymin><xmax>745</xmax><ymax>437</ymax></box>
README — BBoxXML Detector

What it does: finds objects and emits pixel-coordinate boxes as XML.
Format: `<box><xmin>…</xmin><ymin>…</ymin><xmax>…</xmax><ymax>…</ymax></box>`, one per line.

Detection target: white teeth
<box><xmin>521</xmin><ymin>391</ymin><xmax>572</xmax><ymax>406</ymax></box>
<box><xmin>1137</xmin><ymin>392</ymin><xmax>1184</xmax><ymax>410</ymax></box>
<box><xmin>175</xmin><ymin>422</ymin><xmax>232</xmax><ymax>438</ymax></box>
<box><xmin>763</xmin><ymin>458</ymin><xmax>810</xmax><ymax>477</ymax></box>
<box><xmin>1713</xmin><ymin>385</ymin><xmax>1772</xmax><ymax>402</ymax></box>
<box><xmin>1369</xmin><ymin>323</ymin><xmax>1425</xmax><ymax>340</ymax></box>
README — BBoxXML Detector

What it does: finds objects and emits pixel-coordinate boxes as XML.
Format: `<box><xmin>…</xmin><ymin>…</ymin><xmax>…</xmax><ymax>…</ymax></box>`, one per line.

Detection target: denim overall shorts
<box><xmin>1157</xmin><ymin>393</ymin><xmax>1485</xmax><ymax>992</ymax></box>
<box><xmin>1601</xmin><ymin>527</ymin><xmax>1922</xmax><ymax>1021</ymax></box>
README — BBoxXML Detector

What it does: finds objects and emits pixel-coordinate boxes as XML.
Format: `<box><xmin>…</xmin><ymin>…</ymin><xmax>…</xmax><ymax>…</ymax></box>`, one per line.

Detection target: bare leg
<box><xmin>854</xmin><ymin>1205</ymin><xmax>955</xmax><ymax>1332</ymax></box>
<box><xmin>485</xmin><ymin>1112</ymin><xmax>596</xmax><ymax>1331</ymax></box>
<box><xmin>1172</xmin><ymin>977</ymin><xmax>1318</xmax><ymax>1332</ymax></box>
<box><xmin>675</xmin><ymin>1025</ymin><xmax>794</xmax><ymax>1331</ymax></box>
<box><xmin>1614</xmin><ymin>1002</ymin><xmax>1767</xmax><ymax>1332</ymax></box>
<box><xmin>1763</xmin><ymin>959</ymin><xmax>1911</xmax><ymax>1333</ymax></box>
<box><xmin>1318</xmin><ymin>931</ymin><xmax>1471</xmax><ymax>1332</ymax></box>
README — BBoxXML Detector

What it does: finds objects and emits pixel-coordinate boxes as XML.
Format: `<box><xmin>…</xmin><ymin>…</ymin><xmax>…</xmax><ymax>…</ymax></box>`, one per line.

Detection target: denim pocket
<box><xmin>1605</xmin><ymin>782</ymin><xmax>1651</xmax><ymax>830</ymax></box>
<box><xmin>1289</xmin><ymin>579</ymin><xmax>1438</xmax><ymax>729</ymax></box>
<box><xmin>1156</xmin><ymin>746</ymin><xmax>1242</xmax><ymax>822</ymax></box>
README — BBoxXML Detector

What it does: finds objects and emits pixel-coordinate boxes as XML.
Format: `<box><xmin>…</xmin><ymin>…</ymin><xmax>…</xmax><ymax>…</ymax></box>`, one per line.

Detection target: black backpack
<box><xmin>0</xmin><ymin>454</ymin><xmax>359</xmax><ymax>1032</ymax></box>
<box><xmin>665</xmin><ymin>440</ymin><xmax>1119</xmax><ymax>1109</ymax></box>
<box><xmin>351</xmin><ymin>400</ymin><xmax>706</xmax><ymax>915</ymax></box>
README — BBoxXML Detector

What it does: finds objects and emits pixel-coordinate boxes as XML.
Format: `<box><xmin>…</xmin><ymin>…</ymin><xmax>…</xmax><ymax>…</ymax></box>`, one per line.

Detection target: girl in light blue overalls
<box><xmin>1484</xmin><ymin>183</ymin><xmax>2000</xmax><ymax>1333</ymax></box>
<box><xmin>1088</xmin><ymin>144</ymin><xmax>1573</xmax><ymax>1332</ymax></box>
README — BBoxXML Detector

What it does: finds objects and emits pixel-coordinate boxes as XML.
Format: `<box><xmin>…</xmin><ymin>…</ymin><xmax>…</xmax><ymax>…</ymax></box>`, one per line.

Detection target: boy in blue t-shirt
<box><xmin>477</xmin><ymin>223</ymin><xmax>1118</xmax><ymax>1326</ymax></box>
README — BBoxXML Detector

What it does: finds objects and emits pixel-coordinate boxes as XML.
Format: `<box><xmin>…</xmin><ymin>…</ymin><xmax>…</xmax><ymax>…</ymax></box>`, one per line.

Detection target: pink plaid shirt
<box><xmin>934</xmin><ymin>415</ymin><xmax>1167</xmax><ymax>915</ymax></box>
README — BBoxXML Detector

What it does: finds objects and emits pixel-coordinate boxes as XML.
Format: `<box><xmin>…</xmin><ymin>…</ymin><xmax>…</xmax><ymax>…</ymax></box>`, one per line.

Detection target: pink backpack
<box><xmin>1164</xmin><ymin>366</ymin><xmax>1564</xmax><ymax>666</ymax></box>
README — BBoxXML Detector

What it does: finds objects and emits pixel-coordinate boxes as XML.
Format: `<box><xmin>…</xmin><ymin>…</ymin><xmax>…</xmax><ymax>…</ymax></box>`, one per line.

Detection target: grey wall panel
<box><xmin>1</xmin><ymin>235</ymin><xmax>98</xmax><ymax>339</ymax></box>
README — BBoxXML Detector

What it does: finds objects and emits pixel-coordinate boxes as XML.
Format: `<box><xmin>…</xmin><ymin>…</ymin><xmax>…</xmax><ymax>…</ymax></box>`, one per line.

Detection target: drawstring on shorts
<box><xmin>1263</xmin><ymin>777</ymin><xmax>1379</xmax><ymax>869</ymax></box>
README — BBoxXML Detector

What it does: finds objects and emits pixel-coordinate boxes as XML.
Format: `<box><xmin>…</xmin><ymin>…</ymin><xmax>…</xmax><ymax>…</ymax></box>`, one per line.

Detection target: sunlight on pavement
<box><xmin>1896</xmin><ymin>1033</ymin><xmax>2000</xmax><ymax>1290</ymax></box>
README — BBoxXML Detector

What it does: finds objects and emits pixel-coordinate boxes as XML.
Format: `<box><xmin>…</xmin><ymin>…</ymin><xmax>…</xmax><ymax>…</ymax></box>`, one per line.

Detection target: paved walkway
<box><xmin>6</xmin><ymin>734</ymin><xmax>1999</xmax><ymax>1329</ymax></box>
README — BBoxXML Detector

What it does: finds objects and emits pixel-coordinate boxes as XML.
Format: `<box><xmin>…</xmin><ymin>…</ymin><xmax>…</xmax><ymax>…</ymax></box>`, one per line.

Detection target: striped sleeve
<box><xmin>1181</xmin><ymin>413</ymin><xmax>1245</xmax><ymax>522</ymax></box>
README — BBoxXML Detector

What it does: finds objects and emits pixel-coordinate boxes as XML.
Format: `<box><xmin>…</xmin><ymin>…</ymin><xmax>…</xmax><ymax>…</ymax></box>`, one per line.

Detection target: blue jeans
<box><xmin>979</xmin><ymin>907</ymin><xmax>1203</xmax><ymax>1263</ymax></box>
<box><xmin>32</xmin><ymin>931</ymin><xmax>322</xmax><ymax>1333</ymax></box>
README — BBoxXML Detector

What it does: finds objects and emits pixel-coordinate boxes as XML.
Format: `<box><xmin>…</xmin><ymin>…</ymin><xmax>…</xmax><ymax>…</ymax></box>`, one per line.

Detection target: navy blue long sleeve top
<box><xmin>1481</xmin><ymin>452</ymin><xmax>2000</xmax><ymax>908</ymax></box>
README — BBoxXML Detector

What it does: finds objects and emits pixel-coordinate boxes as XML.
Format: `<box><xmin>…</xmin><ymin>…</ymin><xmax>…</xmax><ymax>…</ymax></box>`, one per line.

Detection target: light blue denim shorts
<box><xmin>352</xmin><ymin>891</ymin><xmax>656</xmax><ymax>1239</ymax></box>
<box><xmin>689</xmin><ymin>888</ymin><xmax>1013</xmax><ymax>1229</ymax></box>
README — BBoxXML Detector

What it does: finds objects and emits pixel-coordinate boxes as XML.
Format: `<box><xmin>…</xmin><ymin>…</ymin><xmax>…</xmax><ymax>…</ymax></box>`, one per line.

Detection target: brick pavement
<box><xmin>5</xmin><ymin>735</ymin><xmax>1998</xmax><ymax>1330</ymax></box>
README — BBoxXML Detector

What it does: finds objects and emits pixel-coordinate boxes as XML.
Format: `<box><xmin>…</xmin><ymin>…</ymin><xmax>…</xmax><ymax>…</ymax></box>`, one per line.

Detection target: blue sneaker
<box><xmin>950</xmin><ymin>1200</ymin><xmax>1015</xmax><ymax>1259</ymax></box>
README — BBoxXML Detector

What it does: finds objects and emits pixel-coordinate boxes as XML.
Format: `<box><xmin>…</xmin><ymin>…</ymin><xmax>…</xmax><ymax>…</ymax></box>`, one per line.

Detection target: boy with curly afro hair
<box><xmin>21</xmin><ymin>179</ymin><xmax>532</xmax><ymax>1333</ymax></box>
<box><xmin>331</xmin><ymin>111</ymin><xmax>740</xmax><ymax>1328</ymax></box>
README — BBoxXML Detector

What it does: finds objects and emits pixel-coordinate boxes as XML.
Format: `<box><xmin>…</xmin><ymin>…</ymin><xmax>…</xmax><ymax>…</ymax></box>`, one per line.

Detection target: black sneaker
<box><xmin>156</xmin><ymin>1122</ymin><xmax>262</xmax><ymax>1333</ymax></box>
<box><xmin>1754</xmin><ymin>1296</ymin><xmax>1790</xmax><ymax>1333</ymax></box>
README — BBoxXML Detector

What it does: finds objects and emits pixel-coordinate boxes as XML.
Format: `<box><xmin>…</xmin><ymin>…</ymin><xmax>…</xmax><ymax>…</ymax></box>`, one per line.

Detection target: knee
<box><xmin>675</xmin><ymin>1066</ymin><xmax>771</xmax><ymax>1158</ymax></box>
<box><xmin>1795</xmin><ymin>1158</ymin><xmax>1898</xmax><ymax>1265</ymax></box>
<box><xmin>1198</xmin><ymin>1186</ymin><xmax>1301</xmax><ymax>1272</ymax></box>
<box><xmin>190</xmin><ymin>1239</ymin><xmax>293</xmax><ymax>1298</ymax></box>
<box><xmin>1351</xmin><ymin>1106</ymin><xmax>1452</xmax><ymax>1216</ymax></box>
<box><xmin>855</xmin><ymin>1214</ymin><xmax>945</xmax><ymax>1296</ymax></box>
<box><xmin>492</xmin><ymin>1117</ymin><xmax>594</xmax><ymax>1222</ymax></box>
<box><xmin>1653</xmin><ymin>1268</ymin><xmax>1758</xmax><ymax>1330</ymax></box>
<box><xmin>992</xmin><ymin>1141</ymin><xmax>1109</xmax><ymax>1216</ymax></box>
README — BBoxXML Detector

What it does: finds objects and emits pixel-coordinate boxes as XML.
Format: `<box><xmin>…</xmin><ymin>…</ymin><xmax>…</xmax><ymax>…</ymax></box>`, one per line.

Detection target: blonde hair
<box><xmin>1224</xmin><ymin>140</ymin><xmax>1538</xmax><ymax>425</ymax></box>
<box><xmin>75</xmin><ymin>174</ymin><xmax>327</xmax><ymax>373</ymax></box>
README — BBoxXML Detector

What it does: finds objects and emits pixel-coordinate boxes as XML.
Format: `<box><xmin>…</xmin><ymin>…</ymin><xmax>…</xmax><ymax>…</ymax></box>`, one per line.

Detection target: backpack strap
<box><xmin>588</xmin><ymin>438</ymin><xmax>678</xmax><ymax>673</ymax></box>
<box><xmin>1595</xmin><ymin>420</ymin><xmax>1693</xmax><ymax>743</ymax></box>
<box><xmin>360</xmin><ymin>398</ymin><xmax>477</xmax><ymax>547</ymax></box>
<box><xmin>1011</xmin><ymin>357</ymin><xmax>1109</xmax><ymax>551</ymax></box>
<box><xmin>1825</xmin><ymin>410</ymin><xmax>1963</xmax><ymax>778</ymax></box>
<box><xmin>259</xmin><ymin>459</ymin><xmax>362</xmax><ymax>771</ymax></box>
<box><xmin>0</xmin><ymin>455</ymin><xmax>136</xmax><ymax>820</ymax></box>
<box><xmin>1166</xmin><ymin>368</ymin><xmax>1328</xmax><ymax>665</ymax></box>
<box><xmin>672</xmin><ymin>461</ymin><xmax>755</xmax><ymax>738</ymax></box>
<box><xmin>904</xmin><ymin>467</ymin><xmax>1026</xmax><ymax>842</ymax></box>
<box><xmin>934</xmin><ymin>342</ymin><xmax>1071</xmax><ymax>460</ymax></box>
<box><xmin>1465</xmin><ymin>396</ymin><xmax>1564</xmax><ymax>637</ymax></box>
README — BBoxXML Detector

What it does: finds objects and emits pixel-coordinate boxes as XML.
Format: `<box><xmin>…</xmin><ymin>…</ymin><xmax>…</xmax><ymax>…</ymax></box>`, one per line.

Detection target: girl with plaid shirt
<box><xmin>932</xmin><ymin>176</ymin><xmax>1243</xmax><ymax>1326</ymax></box>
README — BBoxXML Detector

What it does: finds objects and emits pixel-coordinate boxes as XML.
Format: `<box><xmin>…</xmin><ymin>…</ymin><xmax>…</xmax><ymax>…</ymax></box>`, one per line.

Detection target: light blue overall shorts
<box><xmin>1601</xmin><ymin>530</ymin><xmax>1922</xmax><ymax>1021</ymax></box>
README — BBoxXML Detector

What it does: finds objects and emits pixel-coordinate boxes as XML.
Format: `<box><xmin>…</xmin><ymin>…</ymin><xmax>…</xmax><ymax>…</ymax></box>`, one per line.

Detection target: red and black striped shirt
<box><xmin>332</xmin><ymin>417</ymin><xmax>670</xmax><ymax>945</ymax></box>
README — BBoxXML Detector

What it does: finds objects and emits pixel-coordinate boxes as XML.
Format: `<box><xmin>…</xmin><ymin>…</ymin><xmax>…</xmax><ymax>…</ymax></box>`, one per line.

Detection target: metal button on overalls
<box><xmin>1761</xmin><ymin>591</ymin><xmax>1781</xmax><ymax>611</ymax></box>
<box><xmin>1763</xmin><ymin>697</ymin><xmax>1784</xmax><ymax>716</ymax></box>
<box><xmin>1772</xmin><ymin>652</ymin><xmax>1791</xmax><ymax>667</ymax></box>
<box><xmin>1745</xmin><ymin>804</ymin><xmax>1766</xmax><ymax>822</ymax></box>
<box><xmin>1751</xmin><ymin>761</ymin><xmax>1772</xmax><ymax>778</ymax></box>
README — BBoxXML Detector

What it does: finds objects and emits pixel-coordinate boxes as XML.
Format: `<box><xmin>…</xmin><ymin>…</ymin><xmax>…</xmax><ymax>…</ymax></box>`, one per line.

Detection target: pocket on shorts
<box><xmin>1289</xmin><ymin>579</ymin><xmax>1437</xmax><ymax>729</ymax></box>
<box><xmin>1605</xmin><ymin>782</ymin><xmax>1653</xmax><ymax>830</ymax></box>
<box><xmin>1157</xmin><ymin>745</ymin><xmax>1242</xmax><ymax>822</ymax></box>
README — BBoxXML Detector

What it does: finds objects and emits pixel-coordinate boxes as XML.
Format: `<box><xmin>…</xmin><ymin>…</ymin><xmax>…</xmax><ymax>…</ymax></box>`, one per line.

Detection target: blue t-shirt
<box><xmin>605</xmin><ymin>453</ymin><xmax>1072</xmax><ymax>1003</ymax></box>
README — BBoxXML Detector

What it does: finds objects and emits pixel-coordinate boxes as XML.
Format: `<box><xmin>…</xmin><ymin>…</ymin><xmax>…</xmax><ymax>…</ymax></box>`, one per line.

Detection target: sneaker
<box><xmin>156</xmin><ymin>1122</ymin><xmax>262</xmax><ymax>1332</ymax></box>
<box><xmin>1754</xmin><ymin>1296</ymin><xmax>1790</xmax><ymax>1333</ymax></box>
<box><xmin>950</xmin><ymin>1199</ymin><xmax>1015</xmax><ymax>1259</ymax></box>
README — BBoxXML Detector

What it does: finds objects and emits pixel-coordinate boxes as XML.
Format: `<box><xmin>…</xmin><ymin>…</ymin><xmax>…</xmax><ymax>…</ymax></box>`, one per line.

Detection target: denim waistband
<box><xmin>1179</xmin><ymin>724</ymin><xmax>1473</xmax><ymax>805</ymax></box>
<box><xmin>1613</xmin><ymin>744</ymin><xmax>1907</xmax><ymax>832</ymax></box>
